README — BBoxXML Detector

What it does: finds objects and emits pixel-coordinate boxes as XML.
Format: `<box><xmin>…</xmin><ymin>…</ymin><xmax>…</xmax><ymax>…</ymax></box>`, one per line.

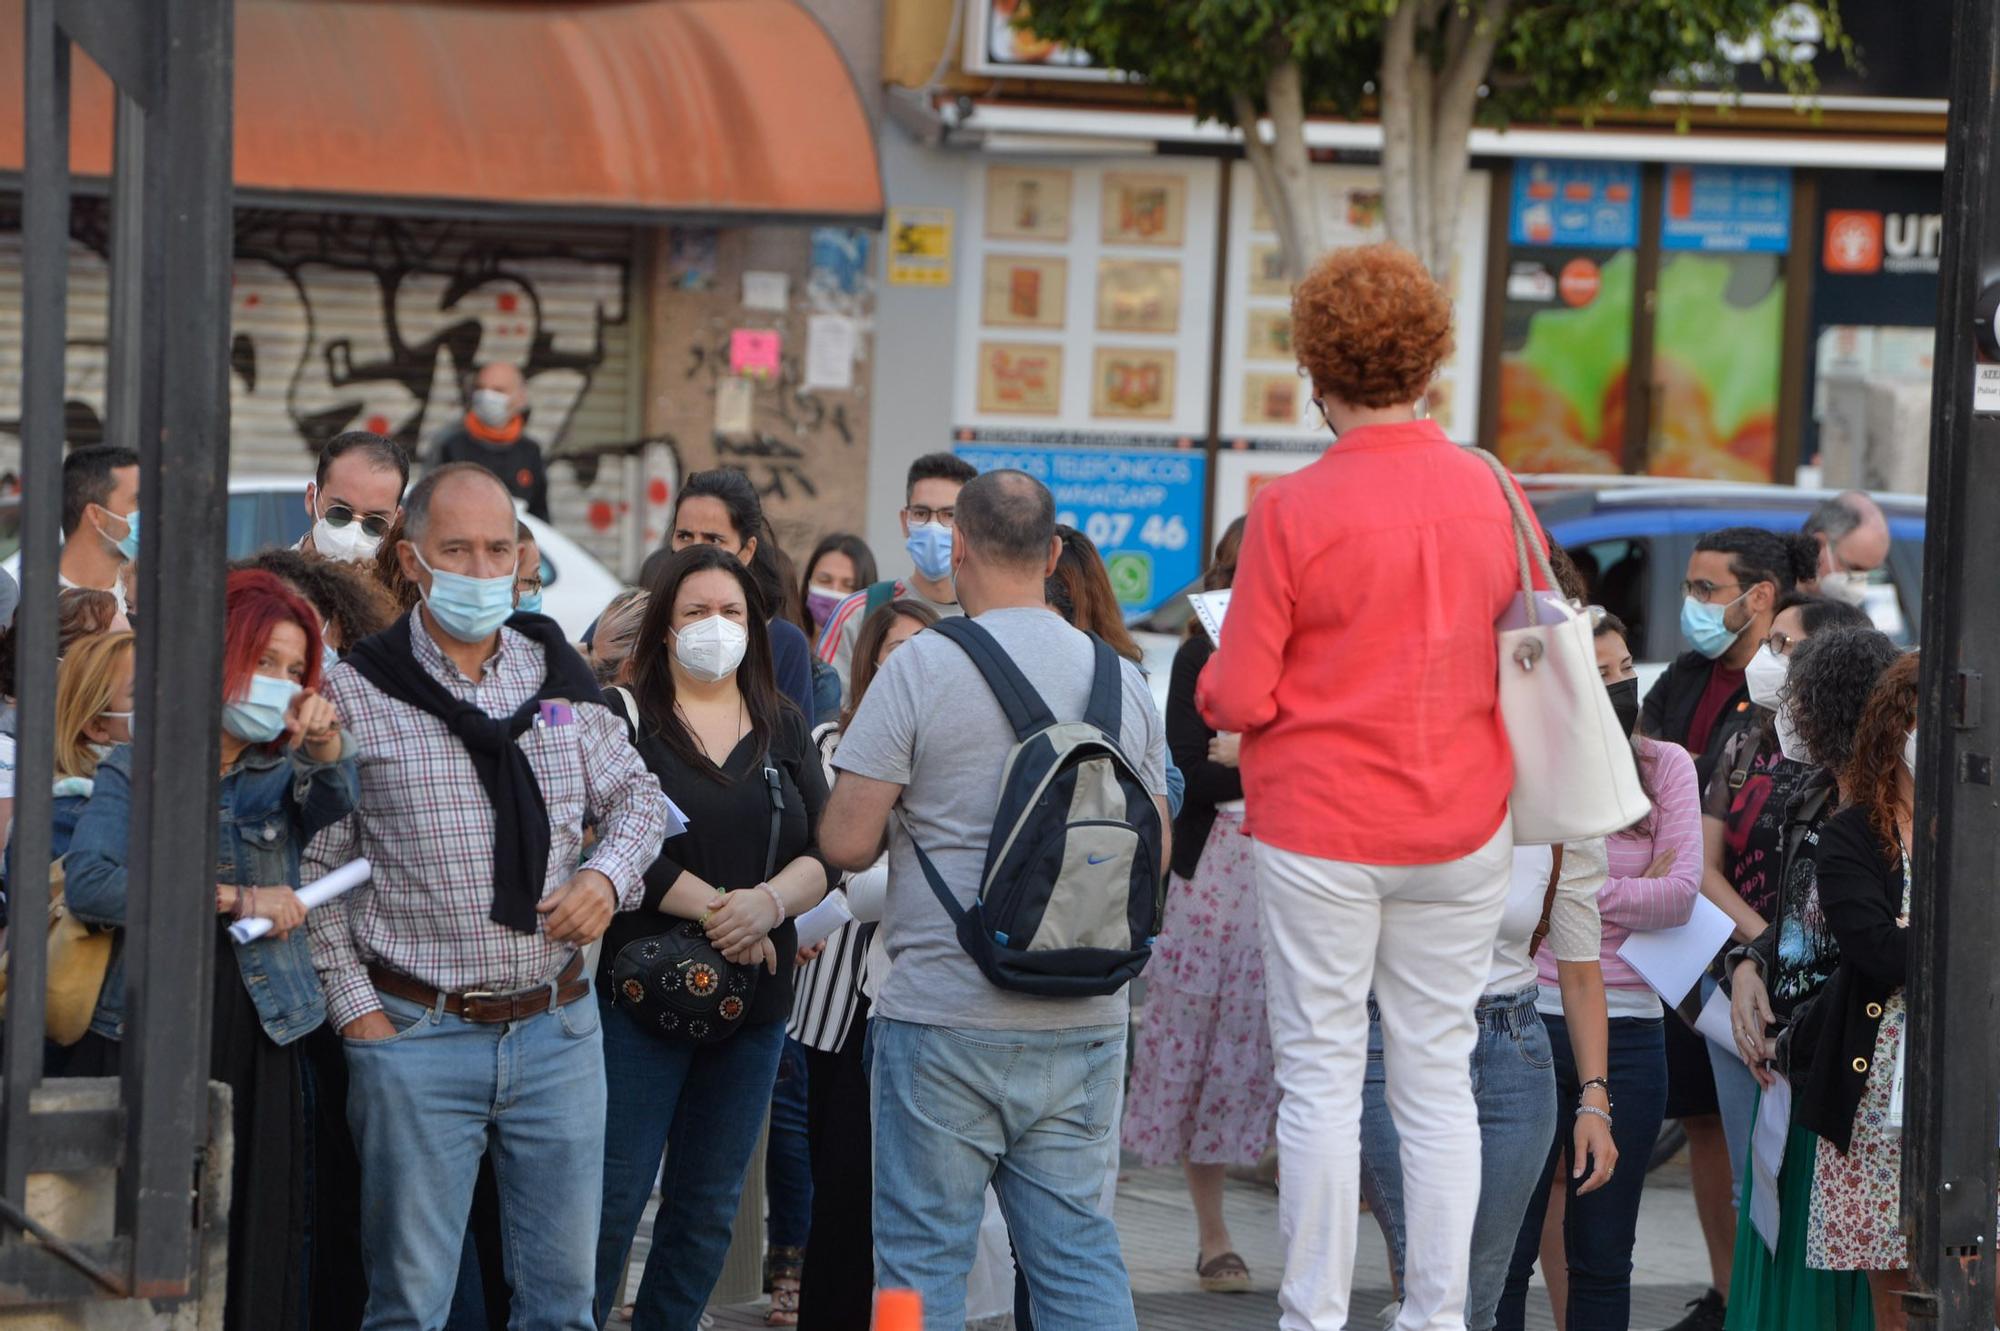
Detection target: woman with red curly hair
<box><xmin>62</xmin><ymin>569</ymin><xmax>359</xmax><ymax>1331</ymax></box>
<box><xmin>1791</xmin><ymin>650</ymin><xmax>1923</xmax><ymax>1330</ymax></box>
<box><xmin>1198</xmin><ymin>244</ymin><xmax>1555</xmax><ymax>1331</ymax></box>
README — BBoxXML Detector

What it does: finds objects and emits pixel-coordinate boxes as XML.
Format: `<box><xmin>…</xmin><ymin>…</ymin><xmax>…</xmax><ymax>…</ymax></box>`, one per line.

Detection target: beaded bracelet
<box><xmin>1576</xmin><ymin>1104</ymin><xmax>1613</xmax><ymax>1129</ymax></box>
<box><xmin>758</xmin><ymin>882</ymin><xmax>787</xmax><ymax>928</ymax></box>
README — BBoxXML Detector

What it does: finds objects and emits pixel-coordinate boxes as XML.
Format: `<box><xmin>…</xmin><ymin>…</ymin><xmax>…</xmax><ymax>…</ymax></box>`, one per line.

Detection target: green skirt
<box><xmin>1724</xmin><ymin>1086</ymin><xmax>1874</xmax><ymax>1331</ymax></box>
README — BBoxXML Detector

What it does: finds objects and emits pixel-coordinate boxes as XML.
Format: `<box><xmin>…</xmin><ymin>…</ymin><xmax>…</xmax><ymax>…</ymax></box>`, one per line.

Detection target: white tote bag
<box><xmin>1474</xmin><ymin>448</ymin><xmax>1650</xmax><ymax>845</ymax></box>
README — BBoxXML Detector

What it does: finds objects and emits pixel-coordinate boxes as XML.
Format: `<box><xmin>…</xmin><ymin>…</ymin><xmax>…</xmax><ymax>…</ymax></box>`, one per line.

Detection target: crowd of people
<box><xmin>0</xmin><ymin>245</ymin><xmax>1943</xmax><ymax>1331</ymax></box>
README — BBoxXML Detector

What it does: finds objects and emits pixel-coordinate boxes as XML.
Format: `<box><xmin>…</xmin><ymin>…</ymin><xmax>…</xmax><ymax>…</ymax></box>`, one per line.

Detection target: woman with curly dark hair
<box><xmin>1786</xmin><ymin>651</ymin><xmax>1919</xmax><ymax>1328</ymax></box>
<box><xmin>1198</xmin><ymin>243</ymin><xmax>1554</xmax><ymax>1330</ymax></box>
<box><xmin>235</xmin><ymin>547</ymin><xmax>399</xmax><ymax>656</ymax></box>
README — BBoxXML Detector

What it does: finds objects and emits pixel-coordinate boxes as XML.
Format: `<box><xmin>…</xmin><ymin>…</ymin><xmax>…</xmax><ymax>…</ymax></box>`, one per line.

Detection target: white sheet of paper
<box><xmin>1888</xmin><ymin>1035</ymin><xmax>1905</xmax><ymax>1131</ymax></box>
<box><xmin>1188</xmin><ymin>589</ymin><xmax>1231</xmax><ymax>645</ymax></box>
<box><xmin>1750</xmin><ymin>1079</ymin><xmax>1790</xmax><ymax>1254</ymax></box>
<box><xmin>743</xmin><ymin>269</ymin><xmax>789</xmax><ymax>311</ymax></box>
<box><xmin>804</xmin><ymin>314</ymin><xmax>856</xmax><ymax>390</ymax></box>
<box><xmin>1694</xmin><ymin>984</ymin><xmax>1737</xmax><ymax>1054</ymax></box>
<box><xmin>660</xmin><ymin>794</ymin><xmax>691</xmax><ymax>841</ymax></box>
<box><xmin>793</xmin><ymin>889</ymin><xmax>854</xmax><ymax>953</ymax></box>
<box><xmin>229</xmin><ymin>857</ymin><xmax>371</xmax><ymax>944</ymax></box>
<box><xmin>1616</xmin><ymin>895</ymin><xmax>1735</xmax><ymax>1008</ymax></box>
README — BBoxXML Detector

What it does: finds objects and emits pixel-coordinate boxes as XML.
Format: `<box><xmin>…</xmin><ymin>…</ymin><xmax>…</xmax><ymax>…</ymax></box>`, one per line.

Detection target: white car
<box><xmin>7</xmin><ymin>475</ymin><xmax>626</xmax><ymax>642</ymax></box>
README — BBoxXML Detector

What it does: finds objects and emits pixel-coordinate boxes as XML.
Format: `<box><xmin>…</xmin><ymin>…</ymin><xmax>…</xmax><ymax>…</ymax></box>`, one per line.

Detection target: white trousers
<box><xmin>1255</xmin><ymin>822</ymin><xmax>1513</xmax><ymax>1331</ymax></box>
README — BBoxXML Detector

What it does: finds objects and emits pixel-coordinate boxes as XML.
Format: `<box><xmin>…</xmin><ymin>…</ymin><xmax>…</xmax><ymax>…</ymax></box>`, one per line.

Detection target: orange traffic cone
<box><xmin>873</xmin><ymin>1288</ymin><xmax>922</xmax><ymax>1330</ymax></box>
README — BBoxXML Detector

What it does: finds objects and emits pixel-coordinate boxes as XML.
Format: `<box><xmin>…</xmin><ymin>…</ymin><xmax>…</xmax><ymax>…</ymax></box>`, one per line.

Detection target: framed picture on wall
<box><xmin>981</xmin><ymin>255</ymin><xmax>1069</xmax><ymax>329</ymax></box>
<box><xmin>1095</xmin><ymin>259</ymin><xmax>1182</xmax><ymax>334</ymax></box>
<box><xmin>1246</xmin><ymin>309</ymin><xmax>1295</xmax><ymax>362</ymax></box>
<box><xmin>977</xmin><ymin>342</ymin><xmax>1064</xmax><ymax>415</ymax></box>
<box><xmin>1091</xmin><ymin>347</ymin><xmax>1176</xmax><ymax>419</ymax></box>
<box><xmin>1242</xmin><ymin>372</ymin><xmax>1306</xmax><ymax>427</ymax></box>
<box><xmin>1248</xmin><ymin>243</ymin><xmax>1290</xmax><ymax>298</ymax></box>
<box><xmin>1101</xmin><ymin>173</ymin><xmax>1187</xmax><ymax>247</ymax></box>
<box><xmin>985</xmin><ymin>166</ymin><xmax>1073</xmax><ymax>242</ymax></box>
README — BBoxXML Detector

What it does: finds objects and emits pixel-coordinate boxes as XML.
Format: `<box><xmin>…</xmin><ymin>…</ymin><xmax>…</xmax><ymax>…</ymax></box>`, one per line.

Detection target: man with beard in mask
<box><xmin>814</xmin><ymin>452</ymin><xmax>977</xmax><ymax>706</ymax></box>
<box><xmin>428</xmin><ymin>362</ymin><xmax>551</xmax><ymax>522</ymax></box>
<box><xmin>299</xmin><ymin>431</ymin><xmax>408</xmax><ymax>564</ymax></box>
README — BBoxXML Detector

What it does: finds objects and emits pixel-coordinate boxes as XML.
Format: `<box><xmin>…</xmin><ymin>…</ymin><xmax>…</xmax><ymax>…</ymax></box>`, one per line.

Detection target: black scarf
<box><xmin>347</xmin><ymin>610</ymin><xmax>604</xmax><ymax>934</ymax></box>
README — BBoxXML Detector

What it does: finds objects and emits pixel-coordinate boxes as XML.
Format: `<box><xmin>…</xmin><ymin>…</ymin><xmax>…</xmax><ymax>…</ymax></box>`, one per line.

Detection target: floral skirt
<box><xmin>1807</xmin><ymin>992</ymin><xmax>1908</xmax><ymax>1272</ymax></box>
<box><xmin>1122</xmin><ymin>809</ymin><xmax>1279</xmax><ymax>1167</ymax></box>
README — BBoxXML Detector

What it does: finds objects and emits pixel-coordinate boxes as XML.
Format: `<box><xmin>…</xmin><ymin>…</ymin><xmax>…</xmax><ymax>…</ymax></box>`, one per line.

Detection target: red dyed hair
<box><xmin>222</xmin><ymin>568</ymin><xmax>324</xmax><ymax>707</ymax></box>
<box><xmin>1291</xmin><ymin>243</ymin><xmax>1454</xmax><ymax>409</ymax></box>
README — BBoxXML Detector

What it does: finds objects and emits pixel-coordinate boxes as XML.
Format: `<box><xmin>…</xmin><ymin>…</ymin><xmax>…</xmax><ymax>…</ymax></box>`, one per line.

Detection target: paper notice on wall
<box><xmin>729</xmin><ymin>328</ymin><xmax>782</xmax><ymax>379</ymax></box>
<box><xmin>805</xmin><ymin>314</ymin><xmax>856</xmax><ymax>391</ymax></box>
<box><xmin>715</xmin><ymin>375</ymin><xmax>755</xmax><ymax>438</ymax></box>
<box><xmin>743</xmin><ymin>270</ymin><xmax>790</xmax><ymax>312</ymax></box>
<box><xmin>1188</xmin><ymin>589</ymin><xmax>1231</xmax><ymax>644</ymax></box>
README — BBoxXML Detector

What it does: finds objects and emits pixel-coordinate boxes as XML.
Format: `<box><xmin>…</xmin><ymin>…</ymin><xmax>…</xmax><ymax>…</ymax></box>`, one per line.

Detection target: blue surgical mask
<box><xmin>516</xmin><ymin>588</ymin><xmax>544</xmax><ymax>616</ymax></box>
<box><xmin>906</xmin><ymin>522</ymin><xmax>953</xmax><ymax>582</ymax></box>
<box><xmin>414</xmin><ymin>550</ymin><xmax>518</xmax><ymax>643</ymax></box>
<box><xmin>321</xmin><ymin>642</ymin><xmax>341</xmax><ymax>676</ymax></box>
<box><xmin>223</xmin><ymin>673</ymin><xmax>300</xmax><ymax>744</ymax></box>
<box><xmin>1680</xmin><ymin>591</ymin><xmax>1748</xmax><ymax>661</ymax></box>
<box><xmin>97</xmin><ymin>506</ymin><xmax>140</xmax><ymax>563</ymax></box>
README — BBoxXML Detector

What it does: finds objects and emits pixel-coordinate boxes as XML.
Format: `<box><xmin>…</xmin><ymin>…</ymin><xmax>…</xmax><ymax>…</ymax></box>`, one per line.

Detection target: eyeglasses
<box><xmin>1765</xmin><ymin>632</ymin><xmax>1800</xmax><ymax>658</ymax></box>
<box><xmin>515</xmin><ymin>577</ymin><xmax>544</xmax><ymax>596</ymax></box>
<box><xmin>906</xmin><ymin>505</ymin><xmax>956</xmax><ymax>528</ymax></box>
<box><xmin>1681</xmin><ymin>579</ymin><xmax>1744</xmax><ymax>603</ymax></box>
<box><xmin>320</xmin><ymin>503</ymin><xmax>394</xmax><ymax>540</ymax></box>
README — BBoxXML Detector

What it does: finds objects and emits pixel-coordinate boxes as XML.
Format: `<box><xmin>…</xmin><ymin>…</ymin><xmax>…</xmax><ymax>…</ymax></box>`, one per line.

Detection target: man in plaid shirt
<box><xmin>307</xmin><ymin>464</ymin><xmax>669</xmax><ymax>1330</ymax></box>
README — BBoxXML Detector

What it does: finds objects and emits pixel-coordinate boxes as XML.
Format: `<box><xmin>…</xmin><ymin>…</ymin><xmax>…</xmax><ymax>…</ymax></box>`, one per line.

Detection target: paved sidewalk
<box><xmin>699</xmin><ymin>1149</ymin><xmax>1716</xmax><ymax>1329</ymax></box>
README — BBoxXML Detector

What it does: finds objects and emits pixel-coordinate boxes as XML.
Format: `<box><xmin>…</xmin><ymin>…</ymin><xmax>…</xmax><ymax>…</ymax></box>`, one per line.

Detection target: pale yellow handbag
<box><xmin>0</xmin><ymin>858</ymin><xmax>115</xmax><ymax>1045</ymax></box>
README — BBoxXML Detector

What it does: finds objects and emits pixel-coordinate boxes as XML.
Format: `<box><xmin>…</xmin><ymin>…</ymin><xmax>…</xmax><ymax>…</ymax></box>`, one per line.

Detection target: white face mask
<box><xmin>672</xmin><ymin>615</ymin><xmax>749</xmax><ymax>683</ymax></box>
<box><xmin>1904</xmin><ymin>729</ymin><xmax>1919</xmax><ymax>778</ymax></box>
<box><xmin>1818</xmin><ymin>570</ymin><xmax>1869</xmax><ymax>607</ymax></box>
<box><xmin>470</xmin><ymin>388</ymin><xmax>515</xmax><ymax>430</ymax></box>
<box><xmin>1776</xmin><ymin>703</ymin><xmax>1815</xmax><ymax>767</ymax></box>
<box><xmin>312</xmin><ymin>512</ymin><xmax>383</xmax><ymax>564</ymax></box>
<box><xmin>1744</xmin><ymin>646</ymin><xmax>1790</xmax><ymax>711</ymax></box>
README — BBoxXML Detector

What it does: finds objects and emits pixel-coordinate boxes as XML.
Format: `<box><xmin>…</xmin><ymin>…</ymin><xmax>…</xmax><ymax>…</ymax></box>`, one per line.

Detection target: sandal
<box><xmin>766</xmin><ymin>1245</ymin><xmax>804</xmax><ymax>1327</ymax></box>
<box><xmin>1197</xmin><ymin>1250</ymin><xmax>1251</xmax><ymax>1294</ymax></box>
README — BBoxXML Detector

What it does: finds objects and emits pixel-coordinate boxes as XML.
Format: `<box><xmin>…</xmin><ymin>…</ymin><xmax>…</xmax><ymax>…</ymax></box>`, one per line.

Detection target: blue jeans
<box><xmin>767</xmin><ymin>1036</ymin><xmax>814</xmax><ymax>1254</ymax></box>
<box><xmin>1360</xmin><ymin>987</ymin><xmax>1557</xmax><ymax>1331</ymax></box>
<box><xmin>343</xmin><ymin>986</ymin><xmax>606</xmax><ymax>1331</ymax></box>
<box><xmin>1496</xmin><ymin>1012</ymin><xmax>1668</xmax><ymax>1331</ymax></box>
<box><xmin>593</xmin><ymin>1000</ymin><xmax>787</xmax><ymax>1330</ymax></box>
<box><xmin>869</xmin><ymin>1018</ymin><xmax>1135</xmax><ymax>1331</ymax></box>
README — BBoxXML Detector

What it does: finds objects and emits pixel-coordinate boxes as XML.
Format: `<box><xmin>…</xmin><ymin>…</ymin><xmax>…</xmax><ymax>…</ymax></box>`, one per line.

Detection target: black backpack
<box><xmin>906</xmin><ymin>617</ymin><xmax>1164</xmax><ymax>998</ymax></box>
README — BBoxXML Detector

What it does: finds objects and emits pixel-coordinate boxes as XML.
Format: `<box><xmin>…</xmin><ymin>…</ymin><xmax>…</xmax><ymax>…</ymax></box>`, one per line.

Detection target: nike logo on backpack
<box><xmin>1086</xmin><ymin>853</ymin><xmax>1112</xmax><ymax>865</ymax></box>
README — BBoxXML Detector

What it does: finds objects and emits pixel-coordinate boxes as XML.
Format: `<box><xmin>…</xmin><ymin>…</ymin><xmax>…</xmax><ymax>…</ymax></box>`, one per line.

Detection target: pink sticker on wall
<box><xmin>729</xmin><ymin>328</ymin><xmax>781</xmax><ymax>379</ymax></box>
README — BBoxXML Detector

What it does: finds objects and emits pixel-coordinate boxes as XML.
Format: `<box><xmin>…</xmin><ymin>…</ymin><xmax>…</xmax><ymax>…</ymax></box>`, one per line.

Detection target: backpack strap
<box><xmin>1081</xmin><ymin>634</ymin><xmax>1125</xmax><ymax>739</ymax></box>
<box><xmin>898</xmin><ymin>809</ymin><xmax>970</xmax><ymax>930</ymax></box>
<box><xmin>928</xmin><ymin>617</ymin><xmax>1058</xmax><ymax>741</ymax></box>
<box><xmin>1528</xmin><ymin>845</ymin><xmax>1566</xmax><ymax>959</ymax></box>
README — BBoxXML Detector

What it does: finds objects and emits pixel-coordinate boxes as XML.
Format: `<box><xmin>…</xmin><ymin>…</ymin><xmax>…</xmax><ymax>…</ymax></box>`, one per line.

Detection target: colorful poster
<box><xmin>888</xmin><ymin>207</ymin><xmax>955</xmax><ymax>286</ymax></box>
<box><xmin>809</xmin><ymin>228</ymin><xmax>871</xmax><ymax>298</ymax></box>
<box><xmin>1095</xmin><ymin>260</ymin><xmax>1181</xmax><ymax>334</ymax></box>
<box><xmin>1247</xmin><ymin>243</ymin><xmax>1289</xmax><ymax>298</ymax></box>
<box><xmin>1495</xmin><ymin>249</ymin><xmax>1636</xmax><ymax>474</ymax></box>
<box><xmin>1101</xmin><ymin>174</ymin><xmax>1187</xmax><ymax>247</ymax></box>
<box><xmin>956</xmin><ymin>442</ymin><xmax>1206</xmax><ymax>614</ymax></box>
<box><xmin>1092</xmin><ymin>348</ymin><xmax>1176</xmax><ymax>419</ymax></box>
<box><xmin>1510</xmin><ymin>160</ymin><xmax>1642</xmax><ymax>249</ymax></box>
<box><xmin>1246</xmin><ymin>309</ymin><xmax>1294</xmax><ymax>362</ymax></box>
<box><xmin>1645</xmin><ymin>253</ymin><xmax>1786</xmax><ymax>480</ymax></box>
<box><xmin>729</xmin><ymin>328</ymin><xmax>781</xmax><ymax>379</ymax></box>
<box><xmin>1661</xmin><ymin>166</ymin><xmax>1793</xmax><ymax>253</ymax></box>
<box><xmin>981</xmin><ymin>256</ymin><xmax>1068</xmax><ymax>329</ymax></box>
<box><xmin>976</xmin><ymin>343</ymin><xmax>1063</xmax><ymax>415</ymax></box>
<box><xmin>986</xmin><ymin>166</ymin><xmax>1073</xmax><ymax>242</ymax></box>
<box><xmin>1242</xmin><ymin>372</ymin><xmax>1305</xmax><ymax>427</ymax></box>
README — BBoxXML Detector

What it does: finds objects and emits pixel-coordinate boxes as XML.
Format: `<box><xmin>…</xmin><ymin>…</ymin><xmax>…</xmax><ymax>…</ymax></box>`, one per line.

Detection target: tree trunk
<box><xmin>1426</xmin><ymin>0</ymin><xmax>1509</xmax><ymax>280</ymax></box>
<box><xmin>1378</xmin><ymin>0</ymin><xmax>1421</xmax><ymax>263</ymax></box>
<box><xmin>1264</xmin><ymin>57</ymin><xmax>1321</xmax><ymax>281</ymax></box>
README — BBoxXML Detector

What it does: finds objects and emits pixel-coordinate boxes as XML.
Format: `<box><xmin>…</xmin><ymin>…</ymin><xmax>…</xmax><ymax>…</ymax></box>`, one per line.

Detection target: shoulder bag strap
<box><xmin>929</xmin><ymin>616</ymin><xmax>1058</xmax><ymax>740</ymax></box>
<box><xmin>606</xmin><ymin>685</ymin><xmax>642</xmax><ymax>744</ymax></box>
<box><xmin>1528</xmin><ymin>845</ymin><xmax>1566</xmax><ymax>959</ymax></box>
<box><xmin>1471</xmin><ymin>446</ymin><xmax>1562</xmax><ymax>626</ymax></box>
<box><xmin>761</xmin><ymin>749</ymin><xmax>786</xmax><ymax>882</ymax></box>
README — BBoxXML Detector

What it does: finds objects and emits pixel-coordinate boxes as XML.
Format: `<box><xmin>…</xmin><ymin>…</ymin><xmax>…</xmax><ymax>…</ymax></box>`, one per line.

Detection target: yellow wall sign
<box><xmin>888</xmin><ymin>206</ymin><xmax>954</xmax><ymax>286</ymax></box>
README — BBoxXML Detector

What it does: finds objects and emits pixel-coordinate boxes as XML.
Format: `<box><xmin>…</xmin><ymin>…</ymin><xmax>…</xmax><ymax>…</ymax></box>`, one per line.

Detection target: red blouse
<box><xmin>1197</xmin><ymin>419</ymin><xmax>1544</xmax><ymax>865</ymax></box>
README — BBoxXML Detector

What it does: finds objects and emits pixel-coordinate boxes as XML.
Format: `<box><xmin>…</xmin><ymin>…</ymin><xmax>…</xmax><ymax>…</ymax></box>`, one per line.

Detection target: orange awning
<box><xmin>0</xmin><ymin>0</ymin><xmax>883</xmax><ymax>223</ymax></box>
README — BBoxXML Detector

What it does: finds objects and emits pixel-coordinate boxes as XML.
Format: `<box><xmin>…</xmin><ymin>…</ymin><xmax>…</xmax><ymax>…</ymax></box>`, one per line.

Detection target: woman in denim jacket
<box><xmin>64</xmin><ymin>569</ymin><xmax>358</xmax><ymax>1331</ymax></box>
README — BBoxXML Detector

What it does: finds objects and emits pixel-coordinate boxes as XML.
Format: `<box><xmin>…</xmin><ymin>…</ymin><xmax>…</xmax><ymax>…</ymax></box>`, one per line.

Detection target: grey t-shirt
<box><xmin>833</xmin><ymin>605</ymin><xmax>1168</xmax><ymax>1031</ymax></box>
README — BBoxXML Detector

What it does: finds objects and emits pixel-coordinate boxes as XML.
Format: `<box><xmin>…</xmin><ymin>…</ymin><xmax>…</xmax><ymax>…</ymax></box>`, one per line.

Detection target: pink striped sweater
<box><xmin>1536</xmin><ymin>735</ymin><xmax>1704</xmax><ymax>995</ymax></box>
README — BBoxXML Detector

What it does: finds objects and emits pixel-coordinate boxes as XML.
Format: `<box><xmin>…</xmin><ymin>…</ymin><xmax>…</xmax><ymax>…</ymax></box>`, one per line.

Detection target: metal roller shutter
<box><xmin>0</xmin><ymin>203</ymin><xmax>641</xmax><ymax>570</ymax></box>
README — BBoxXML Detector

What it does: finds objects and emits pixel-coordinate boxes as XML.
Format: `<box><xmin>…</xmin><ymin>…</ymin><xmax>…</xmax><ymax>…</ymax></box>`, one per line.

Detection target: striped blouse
<box><xmin>788</xmin><ymin>723</ymin><xmax>873</xmax><ymax>1052</ymax></box>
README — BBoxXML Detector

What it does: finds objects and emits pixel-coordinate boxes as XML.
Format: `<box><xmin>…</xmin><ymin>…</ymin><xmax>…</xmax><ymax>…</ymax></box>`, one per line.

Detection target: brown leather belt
<box><xmin>368</xmin><ymin>954</ymin><xmax>587</xmax><ymax>1024</ymax></box>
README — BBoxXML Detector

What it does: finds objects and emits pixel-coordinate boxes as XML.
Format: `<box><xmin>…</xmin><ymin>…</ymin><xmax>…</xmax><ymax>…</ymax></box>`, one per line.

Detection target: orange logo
<box><xmin>1824</xmin><ymin>212</ymin><xmax>1884</xmax><ymax>275</ymax></box>
<box><xmin>1559</xmin><ymin>258</ymin><xmax>1601</xmax><ymax>308</ymax></box>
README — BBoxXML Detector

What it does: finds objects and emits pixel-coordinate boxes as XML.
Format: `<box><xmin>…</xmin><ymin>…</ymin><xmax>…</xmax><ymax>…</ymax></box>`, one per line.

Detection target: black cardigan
<box><xmin>1790</xmin><ymin>805</ymin><xmax>1908</xmax><ymax>1154</ymax></box>
<box><xmin>1166</xmin><ymin>634</ymin><xmax>1243</xmax><ymax>880</ymax></box>
<box><xmin>1639</xmin><ymin>649</ymin><xmax>1761</xmax><ymax>793</ymax></box>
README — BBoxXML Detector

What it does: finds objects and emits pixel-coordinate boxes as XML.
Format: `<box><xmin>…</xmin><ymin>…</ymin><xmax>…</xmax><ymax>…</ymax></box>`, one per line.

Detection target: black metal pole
<box><xmin>2</xmin><ymin>0</ymin><xmax>73</xmax><ymax>1209</ymax></box>
<box><xmin>1905</xmin><ymin>0</ymin><xmax>2000</xmax><ymax>1324</ymax></box>
<box><xmin>112</xmin><ymin>0</ymin><xmax>233</xmax><ymax>1297</ymax></box>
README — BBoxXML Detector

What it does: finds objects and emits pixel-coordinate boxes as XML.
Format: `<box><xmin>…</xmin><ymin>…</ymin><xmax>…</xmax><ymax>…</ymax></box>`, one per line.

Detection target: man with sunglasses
<box><xmin>300</xmin><ymin>430</ymin><xmax>408</xmax><ymax>565</ymax></box>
